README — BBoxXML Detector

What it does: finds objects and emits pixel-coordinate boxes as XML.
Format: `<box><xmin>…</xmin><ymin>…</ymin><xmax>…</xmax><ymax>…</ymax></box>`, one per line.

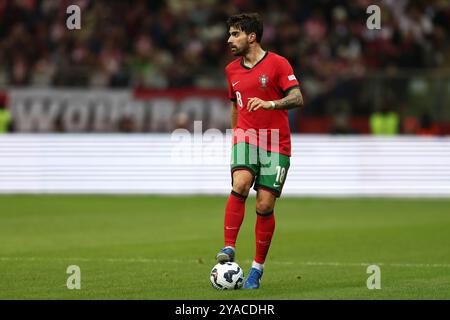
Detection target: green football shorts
<box><xmin>230</xmin><ymin>142</ymin><xmax>290</xmax><ymax>197</ymax></box>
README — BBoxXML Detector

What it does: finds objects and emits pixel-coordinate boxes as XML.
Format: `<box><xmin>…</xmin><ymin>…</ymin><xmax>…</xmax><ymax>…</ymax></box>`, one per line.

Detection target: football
<box><xmin>210</xmin><ymin>262</ymin><xmax>244</xmax><ymax>290</ymax></box>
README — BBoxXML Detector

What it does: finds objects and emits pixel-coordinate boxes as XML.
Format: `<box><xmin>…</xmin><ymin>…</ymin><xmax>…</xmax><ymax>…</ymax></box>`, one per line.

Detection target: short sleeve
<box><xmin>276</xmin><ymin>58</ymin><xmax>300</xmax><ymax>95</ymax></box>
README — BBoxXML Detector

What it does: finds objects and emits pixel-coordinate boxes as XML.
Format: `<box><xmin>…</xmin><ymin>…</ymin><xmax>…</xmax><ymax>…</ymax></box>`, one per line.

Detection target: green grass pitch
<box><xmin>0</xmin><ymin>195</ymin><xmax>449</xmax><ymax>299</ymax></box>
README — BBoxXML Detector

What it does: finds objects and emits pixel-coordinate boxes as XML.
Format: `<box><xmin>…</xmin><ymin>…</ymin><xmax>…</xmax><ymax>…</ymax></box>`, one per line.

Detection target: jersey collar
<box><xmin>240</xmin><ymin>50</ymin><xmax>269</xmax><ymax>70</ymax></box>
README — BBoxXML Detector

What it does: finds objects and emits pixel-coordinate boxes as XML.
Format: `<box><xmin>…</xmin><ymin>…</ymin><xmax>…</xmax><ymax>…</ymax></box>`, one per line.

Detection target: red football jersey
<box><xmin>225</xmin><ymin>51</ymin><xmax>300</xmax><ymax>157</ymax></box>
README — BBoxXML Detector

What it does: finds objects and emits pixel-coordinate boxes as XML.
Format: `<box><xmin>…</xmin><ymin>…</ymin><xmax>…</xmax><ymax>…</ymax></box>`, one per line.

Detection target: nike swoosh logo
<box><xmin>225</xmin><ymin>226</ymin><xmax>239</xmax><ymax>230</ymax></box>
<box><xmin>232</xmin><ymin>81</ymin><xmax>240</xmax><ymax>87</ymax></box>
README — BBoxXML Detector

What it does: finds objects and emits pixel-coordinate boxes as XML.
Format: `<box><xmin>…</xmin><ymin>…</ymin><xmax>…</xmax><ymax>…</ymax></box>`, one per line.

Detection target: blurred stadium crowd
<box><xmin>0</xmin><ymin>0</ymin><xmax>449</xmax><ymax>134</ymax></box>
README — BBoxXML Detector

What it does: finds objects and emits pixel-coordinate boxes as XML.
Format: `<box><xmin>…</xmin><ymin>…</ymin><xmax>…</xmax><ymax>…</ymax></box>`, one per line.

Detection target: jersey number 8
<box><xmin>236</xmin><ymin>91</ymin><xmax>243</xmax><ymax>108</ymax></box>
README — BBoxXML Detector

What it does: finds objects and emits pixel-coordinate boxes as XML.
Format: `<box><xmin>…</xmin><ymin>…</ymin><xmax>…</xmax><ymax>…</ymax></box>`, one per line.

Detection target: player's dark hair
<box><xmin>227</xmin><ymin>13</ymin><xmax>263</xmax><ymax>43</ymax></box>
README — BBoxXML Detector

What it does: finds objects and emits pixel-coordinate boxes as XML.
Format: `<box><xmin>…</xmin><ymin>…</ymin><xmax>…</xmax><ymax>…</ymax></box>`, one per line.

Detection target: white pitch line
<box><xmin>1</xmin><ymin>256</ymin><xmax>450</xmax><ymax>268</ymax></box>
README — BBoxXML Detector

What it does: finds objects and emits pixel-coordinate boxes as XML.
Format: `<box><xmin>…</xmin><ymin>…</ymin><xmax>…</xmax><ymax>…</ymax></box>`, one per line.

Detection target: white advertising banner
<box><xmin>0</xmin><ymin>134</ymin><xmax>449</xmax><ymax>197</ymax></box>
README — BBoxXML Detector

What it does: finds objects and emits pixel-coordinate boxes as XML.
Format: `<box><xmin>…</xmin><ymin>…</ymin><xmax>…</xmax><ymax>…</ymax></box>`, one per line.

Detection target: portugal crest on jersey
<box><xmin>259</xmin><ymin>74</ymin><xmax>269</xmax><ymax>88</ymax></box>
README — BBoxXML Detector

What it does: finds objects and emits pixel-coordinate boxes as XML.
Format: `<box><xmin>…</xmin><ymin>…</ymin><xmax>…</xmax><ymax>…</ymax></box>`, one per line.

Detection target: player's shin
<box><xmin>224</xmin><ymin>190</ymin><xmax>247</xmax><ymax>248</ymax></box>
<box><xmin>254</xmin><ymin>210</ymin><xmax>275</xmax><ymax>267</ymax></box>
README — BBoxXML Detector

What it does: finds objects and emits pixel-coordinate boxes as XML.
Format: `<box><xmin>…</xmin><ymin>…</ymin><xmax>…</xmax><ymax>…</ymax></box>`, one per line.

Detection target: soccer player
<box><xmin>216</xmin><ymin>13</ymin><xmax>304</xmax><ymax>289</ymax></box>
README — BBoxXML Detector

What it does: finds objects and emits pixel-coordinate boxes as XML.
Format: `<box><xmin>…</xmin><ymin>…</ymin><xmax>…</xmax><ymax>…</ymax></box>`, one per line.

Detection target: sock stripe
<box><xmin>231</xmin><ymin>190</ymin><xmax>247</xmax><ymax>200</ymax></box>
<box><xmin>256</xmin><ymin>210</ymin><xmax>274</xmax><ymax>216</ymax></box>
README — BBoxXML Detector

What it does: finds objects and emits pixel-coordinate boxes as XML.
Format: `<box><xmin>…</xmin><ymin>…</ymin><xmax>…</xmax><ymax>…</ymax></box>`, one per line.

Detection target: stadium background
<box><xmin>1</xmin><ymin>0</ymin><xmax>450</xmax><ymax>135</ymax></box>
<box><xmin>0</xmin><ymin>0</ymin><xmax>450</xmax><ymax>300</ymax></box>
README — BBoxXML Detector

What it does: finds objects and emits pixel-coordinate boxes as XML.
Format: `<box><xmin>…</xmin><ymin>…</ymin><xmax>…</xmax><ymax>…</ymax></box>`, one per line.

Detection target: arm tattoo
<box><xmin>273</xmin><ymin>89</ymin><xmax>304</xmax><ymax>110</ymax></box>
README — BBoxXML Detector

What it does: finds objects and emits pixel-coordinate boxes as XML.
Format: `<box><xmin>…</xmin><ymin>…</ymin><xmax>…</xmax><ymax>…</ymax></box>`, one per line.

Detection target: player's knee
<box><xmin>255</xmin><ymin>200</ymin><xmax>274</xmax><ymax>215</ymax></box>
<box><xmin>232</xmin><ymin>170</ymin><xmax>253</xmax><ymax>196</ymax></box>
<box><xmin>232</xmin><ymin>179</ymin><xmax>251</xmax><ymax>196</ymax></box>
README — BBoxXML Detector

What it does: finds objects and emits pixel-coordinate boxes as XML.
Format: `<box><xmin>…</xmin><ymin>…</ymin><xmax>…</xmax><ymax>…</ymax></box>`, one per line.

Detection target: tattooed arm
<box><xmin>272</xmin><ymin>88</ymin><xmax>304</xmax><ymax>110</ymax></box>
<box><xmin>247</xmin><ymin>88</ymin><xmax>304</xmax><ymax>112</ymax></box>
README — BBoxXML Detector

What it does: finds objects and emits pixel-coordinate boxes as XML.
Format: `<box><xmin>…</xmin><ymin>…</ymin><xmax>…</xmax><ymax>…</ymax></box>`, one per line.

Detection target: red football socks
<box><xmin>224</xmin><ymin>191</ymin><xmax>247</xmax><ymax>248</ymax></box>
<box><xmin>254</xmin><ymin>211</ymin><xmax>275</xmax><ymax>264</ymax></box>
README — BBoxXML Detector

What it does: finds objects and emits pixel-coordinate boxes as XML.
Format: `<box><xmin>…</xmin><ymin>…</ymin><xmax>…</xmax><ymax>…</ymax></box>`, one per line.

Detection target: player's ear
<box><xmin>248</xmin><ymin>32</ymin><xmax>256</xmax><ymax>43</ymax></box>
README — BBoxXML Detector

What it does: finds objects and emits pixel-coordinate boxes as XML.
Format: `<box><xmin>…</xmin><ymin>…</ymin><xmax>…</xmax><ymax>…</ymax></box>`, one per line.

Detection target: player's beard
<box><xmin>230</xmin><ymin>43</ymin><xmax>249</xmax><ymax>57</ymax></box>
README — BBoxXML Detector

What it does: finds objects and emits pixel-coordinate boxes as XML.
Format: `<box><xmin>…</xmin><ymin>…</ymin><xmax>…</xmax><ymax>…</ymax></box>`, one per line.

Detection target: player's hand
<box><xmin>247</xmin><ymin>97</ymin><xmax>273</xmax><ymax>112</ymax></box>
